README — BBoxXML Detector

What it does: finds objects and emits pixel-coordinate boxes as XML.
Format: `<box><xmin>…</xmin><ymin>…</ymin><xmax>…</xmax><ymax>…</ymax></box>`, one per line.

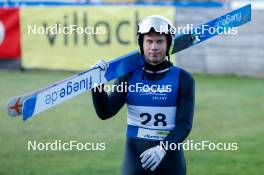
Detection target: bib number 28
<box><xmin>140</xmin><ymin>113</ymin><xmax>167</xmax><ymax>126</ymax></box>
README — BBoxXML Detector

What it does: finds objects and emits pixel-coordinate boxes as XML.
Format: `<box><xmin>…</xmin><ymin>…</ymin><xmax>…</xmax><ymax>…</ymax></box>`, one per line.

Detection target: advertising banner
<box><xmin>21</xmin><ymin>6</ymin><xmax>174</xmax><ymax>71</ymax></box>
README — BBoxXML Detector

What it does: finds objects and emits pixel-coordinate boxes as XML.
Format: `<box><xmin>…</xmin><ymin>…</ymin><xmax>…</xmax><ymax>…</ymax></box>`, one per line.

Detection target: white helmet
<box><xmin>137</xmin><ymin>15</ymin><xmax>175</xmax><ymax>56</ymax></box>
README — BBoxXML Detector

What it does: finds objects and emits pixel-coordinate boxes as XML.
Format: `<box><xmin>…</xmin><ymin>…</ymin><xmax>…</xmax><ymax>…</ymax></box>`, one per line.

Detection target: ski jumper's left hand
<box><xmin>140</xmin><ymin>145</ymin><xmax>166</xmax><ymax>171</ymax></box>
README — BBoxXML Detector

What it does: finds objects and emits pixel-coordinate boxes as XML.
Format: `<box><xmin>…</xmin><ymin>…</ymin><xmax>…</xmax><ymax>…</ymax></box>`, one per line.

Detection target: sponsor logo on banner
<box><xmin>21</xmin><ymin>6</ymin><xmax>174</xmax><ymax>70</ymax></box>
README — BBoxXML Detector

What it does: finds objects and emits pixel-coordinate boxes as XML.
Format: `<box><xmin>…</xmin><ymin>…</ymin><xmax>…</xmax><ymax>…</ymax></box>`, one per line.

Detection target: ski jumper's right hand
<box><xmin>91</xmin><ymin>59</ymin><xmax>109</xmax><ymax>70</ymax></box>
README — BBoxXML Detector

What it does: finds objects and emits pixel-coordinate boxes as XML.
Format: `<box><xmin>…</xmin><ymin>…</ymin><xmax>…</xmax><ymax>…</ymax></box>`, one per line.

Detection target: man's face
<box><xmin>143</xmin><ymin>33</ymin><xmax>167</xmax><ymax>66</ymax></box>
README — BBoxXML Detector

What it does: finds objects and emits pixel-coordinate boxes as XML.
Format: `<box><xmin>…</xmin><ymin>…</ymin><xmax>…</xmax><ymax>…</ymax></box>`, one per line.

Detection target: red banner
<box><xmin>0</xmin><ymin>8</ymin><xmax>21</xmax><ymax>59</ymax></box>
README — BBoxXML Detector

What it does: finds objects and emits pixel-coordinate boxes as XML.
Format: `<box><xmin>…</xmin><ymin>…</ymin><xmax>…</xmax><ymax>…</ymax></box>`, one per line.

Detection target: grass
<box><xmin>0</xmin><ymin>70</ymin><xmax>263</xmax><ymax>175</ymax></box>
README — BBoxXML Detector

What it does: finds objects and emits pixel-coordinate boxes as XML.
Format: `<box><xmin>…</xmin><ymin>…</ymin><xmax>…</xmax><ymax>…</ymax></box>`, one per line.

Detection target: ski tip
<box><xmin>22</xmin><ymin>96</ymin><xmax>37</xmax><ymax>121</ymax></box>
<box><xmin>248</xmin><ymin>4</ymin><xmax>252</xmax><ymax>21</ymax></box>
<box><xmin>243</xmin><ymin>4</ymin><xmax>251</xmax><ymax>22</ymax></box>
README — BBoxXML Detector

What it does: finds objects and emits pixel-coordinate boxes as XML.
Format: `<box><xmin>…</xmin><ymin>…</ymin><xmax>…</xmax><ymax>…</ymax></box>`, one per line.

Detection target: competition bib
<box><xmin>126</xmin><ymin>66</ymin><xmax>180</xmax><ymax>141</ymax></box>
